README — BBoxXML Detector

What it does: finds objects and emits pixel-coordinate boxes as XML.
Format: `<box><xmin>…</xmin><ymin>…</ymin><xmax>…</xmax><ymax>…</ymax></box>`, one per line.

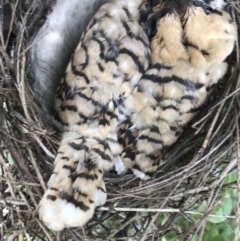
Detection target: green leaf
<box><xmin>161</xmin><ymin>233</ymin><xmax>178</xmax><ymax>241</ymax></box>
<box><xmin>209</xmin><ymin>235</ymin><xmax>227</xmax><ymax>241</ymax></box>
<box><xmin>127</xmin><ymin>227</ymin><xmax>136</xmax><ymax>236</ymax></box>
<box><xmin>159</xmin><ymin>214</ymin><xmax>168</xmax><ymax>225</ymax></box>
<box><xmin>224</xmin><ymin>170</ymin><xmax>237</xmax><ymax>184</ymax></box>
<box><xmin>4</xmin><ymin>151</ymin><xmax>14</xmax><ymax>165</ymax></box>
<box><xmin>207</xmin><ymin>197</ymin><xmax>233</xmax><ymax>223</ymax></box>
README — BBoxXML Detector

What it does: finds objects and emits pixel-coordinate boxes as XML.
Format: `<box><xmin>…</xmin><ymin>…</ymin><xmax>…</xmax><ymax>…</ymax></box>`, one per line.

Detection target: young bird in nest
<box><xmin>38</xmin><ymin>0</ymin><xmax>151</xmax><ymax>231</ymax></box>
<box><xmin>115</xmin><ymin>0</ymin><xmax>237</xmax><ymax>179</ymax></box>
<box><xmin>38</xmin><ymin>0</ymin><xmax>236</xmax><ymax>231</ymax></box>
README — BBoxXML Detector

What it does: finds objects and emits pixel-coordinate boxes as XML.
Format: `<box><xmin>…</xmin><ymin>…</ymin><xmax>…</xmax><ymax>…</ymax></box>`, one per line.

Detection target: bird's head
<box><xmin>145</xmin><ymin>0</ymin><xmax>221</xmax><ymax>39</ymax></box>
<box><xmin>145</xmin><ymin>0</ymin><xmax>236</xmax><ymax>68</ymax></box>
<box><xmin>145</xmin><ymin>0</ymin><xmax>193</xmax><ymax>38</ymax></box>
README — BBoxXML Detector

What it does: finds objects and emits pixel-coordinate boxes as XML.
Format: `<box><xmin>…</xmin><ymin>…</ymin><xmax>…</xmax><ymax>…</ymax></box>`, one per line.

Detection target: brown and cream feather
<box><xmin>38</xmin><ymin>0</ymin><xmax>151</xmax><ymax>231</ymax></box>
<box><xmin>116</xmin><ymin>0</ymin><xmax>237</xmax><ymax>179</ymax></box>
<box><xmin>38</xmin><ymin>0</ymin><xmax>237</xmax><ymax>230</ymax></box>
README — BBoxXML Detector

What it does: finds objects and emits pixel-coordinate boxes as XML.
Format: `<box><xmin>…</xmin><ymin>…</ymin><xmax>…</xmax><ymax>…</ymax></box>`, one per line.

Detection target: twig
<box><xmin>0</xmin><ymin>177</ymin><xmax>41</xmax><ymax>187</ymax></box>
<box><xmin>5</xmin><ymin>0</ymin><xmax>20</xmax><ymax>49</ymax></box>
<box><xmin>0</xmin><ymin>198</ymin><xmax>26</xmax><ymax>206</ymax></box>
<box><xmin>5</xmin><ymin>139</ymin><xmax>42</xmax><ymax>196</ymax></box>
<box><xmin>139</xmin><ymin>212</ymin><xmax>159</xmax><ymax>241</ymax></box>
<box><xmin>67</xmin><ymin>229</ymin><xmax>84</xmax><ymax>241</ymax></box>
<box><xmin>16</xmin><ymin>25</ymin><xmax>55</xmax><ymax>159</ymax></box>
<box><xmin>211</xmin><ymin>157</ymin><xmax>238</xmax><ymax>187</ymax></box>
<box><xmin>34</xmin><ymin>135</ymin><xmax>55</xmax><ymax>158</ymax></box>
<box><xmin>210</xmin><ymin>95</ymin><xmax>235</xmax><ymax>141</ymax></box>
<box><xmin>19</xmin><ymin>191</ymin><xmax>33</xmax><ymax>210</ymax></box>
<box><xmin>209</xmin><ymin>87</ymin><xmax>240</xmax><ymax>111</ymax></box>
<box><xmin>26</xmin><ymin>145</ymin><xmax>47</xmax><ymax>191</ymax></box>
<box><xmin>107</xmin><ymin>214</ymin><xmax>139</xmax><ymax>239</ymax></box>
<box><xmin>234</xmin><ymin>107</ymin><xmax>240</xmax><ymax>241</ymax></box>
<box><xmin>177</xmin><ymin>196</ymin><xmax>230</xmax><ymax>241</ymax></box>
<box><xmin>99</xmin><ymin>207</ymin><xmax>235</xmax><ymax>219</ymax></box>
<box><xmin>6</xmin><ymin>230</ymin><xmax>24</xmax><ymax>241</ymax></box>
<box><xmin>202</xmin><ymin>97</ymin><xmax>225</xmax><ymax>149</ymax></box>
<box><xmin>36</xmin><ymin>219</ymin><xmax>53</xmax><ymax>241</ymax></box>
<box><xmin>0</xmin><ymin>128</ymin><xmax>30</xmax><ymax>144</ymax></box>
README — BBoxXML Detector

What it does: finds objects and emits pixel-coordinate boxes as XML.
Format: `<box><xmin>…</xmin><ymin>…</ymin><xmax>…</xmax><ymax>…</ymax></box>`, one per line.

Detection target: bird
<box><xmin>38</xmin><ymin>0</ymin><xmax>237</xmax><ymax>231</ymax></box>
<box><xmin>28</xmin><ymin>0</ymin><xmax>108</xmax><ymax>116</ymax></box>
<box><xmin>38</xmin><ymin>0</ymin><xmax>152</xmax><ymax>231</ymax></box>
<box><xmin>115</xmin><ymin>0</ymin><xmax>237</xmax><ymax>179</ymax></box>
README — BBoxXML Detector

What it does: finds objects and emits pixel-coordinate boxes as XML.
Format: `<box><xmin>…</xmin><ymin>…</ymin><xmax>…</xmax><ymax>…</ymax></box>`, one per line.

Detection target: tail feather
<box><xmin>39</xmin><ymin>187</ymin><xmax>95</xmax><ymax>231</ymax></box>
<box><xmin>39</xmin><ymin>133</ymin><xmax>109</xmax><ymax>231</ymax></box>
<box><xmin>94</xmin><ymin>179</ymin><xmax>107</xmax><ymax>206</ymax></box>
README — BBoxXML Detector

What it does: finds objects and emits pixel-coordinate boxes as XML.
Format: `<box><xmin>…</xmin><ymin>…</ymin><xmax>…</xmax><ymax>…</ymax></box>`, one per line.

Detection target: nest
<box><xmin>1</xmin><ymin>0</ymin><xmax>240</xmax><ymax>240</ymax></box>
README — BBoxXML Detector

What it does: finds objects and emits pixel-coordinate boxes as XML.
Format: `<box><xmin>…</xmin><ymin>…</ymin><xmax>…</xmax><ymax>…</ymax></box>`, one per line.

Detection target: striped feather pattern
<box><xmin>116</xmin><ymin>1</ymin><xmax>237</xmax><ymax>179</ymax></box>
<box><xmin>38</xmin><ymin>0</ymin><xmax>237</xmax><ymax>230</ymax></box>
<box><xmin>39</xmin><ymin>0</ymin><xmax>151</xmax><ymax>231</ymax></box>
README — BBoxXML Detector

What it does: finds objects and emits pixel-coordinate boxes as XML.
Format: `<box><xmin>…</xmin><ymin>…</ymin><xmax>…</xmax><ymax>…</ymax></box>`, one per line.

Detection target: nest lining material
<box><xmin>0</xmin><ymin>0</ymin><xmax>240</xmax><ymax>240</ymax></box>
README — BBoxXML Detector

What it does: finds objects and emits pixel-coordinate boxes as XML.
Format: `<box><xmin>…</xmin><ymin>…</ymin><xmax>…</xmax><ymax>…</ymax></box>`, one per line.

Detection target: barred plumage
<box><xmin>116</xmin><ymin>0</ymin><xmax>237</xmax><ymax>179</ymax></box>
<box><xmin>38</xmin><ymin>0</ymin><xmax>237</xmax><ymax>231</ymax></box>
<box><xmin>39</xmin><ymin>0</ymin><xmax>151</xmax><ymax>231</ymax></box>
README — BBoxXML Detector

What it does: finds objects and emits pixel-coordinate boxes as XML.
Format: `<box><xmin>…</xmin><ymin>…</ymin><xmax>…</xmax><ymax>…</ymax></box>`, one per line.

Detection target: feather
<box><xmin>117</xmin><ymin>0</ymin><xmax>237</xmax><ymax>177</ymax></box>
<box><xmin>38</xmin><ymin>0</ymin><xmax>151</xmax><ymax>230</ymax></box>
<box><xmin>29</xmin><ymin>0</ymin><xmax>108</xmax><ymax>116</ymax></box>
